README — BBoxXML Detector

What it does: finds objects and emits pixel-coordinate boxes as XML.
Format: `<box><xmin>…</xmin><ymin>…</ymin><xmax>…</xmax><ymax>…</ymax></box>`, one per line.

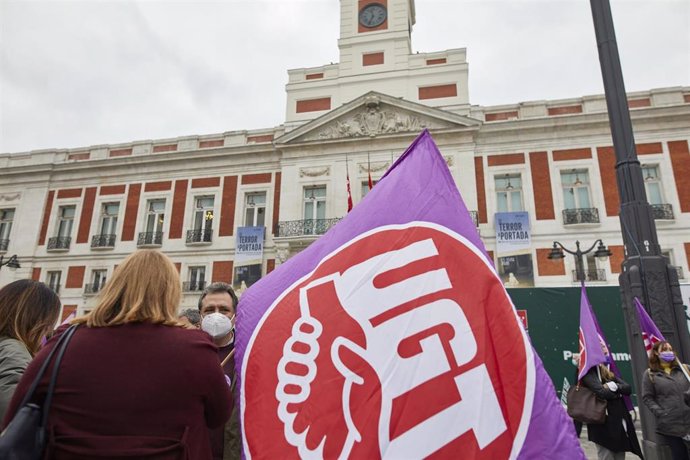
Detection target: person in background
<box><xmin>0</xmin><ymin>279</ymin><xmax>61</xmax><ymax>421</ymax></box>
<box><xmin>642</xmin><ymin>341</ymin><xmax>690</xmax><ymax>460</ymax></box>
<box><xmin>581</xmin><ymin>360</ymin><xmax>643</xmax><ymax>459</ymax></box>
<box><xmin>178</xmin><ymin>308</ymin><xmax>202</xmax><ymax>329</ymax></box>
<box><xmin>3</xmin><ymin>250</ymin><xmax>232</xmax><ymax>459</ymax></box>
<box><xmin>198</xmin><ymin>282</ymin><xmax>240</xmax><ymax>460</ymax></box>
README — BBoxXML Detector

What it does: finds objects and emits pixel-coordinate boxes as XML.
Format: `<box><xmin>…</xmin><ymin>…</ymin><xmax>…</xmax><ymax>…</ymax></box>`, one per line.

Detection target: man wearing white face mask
<box><xmin>198</xmin><ymin>282</ymin><xmax>239</xmax><ymax>460</ymax></box>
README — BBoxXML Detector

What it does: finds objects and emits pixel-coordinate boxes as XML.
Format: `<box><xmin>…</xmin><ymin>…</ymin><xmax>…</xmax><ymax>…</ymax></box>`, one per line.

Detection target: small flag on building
<box><xmin>236</xmin><ymin>130</ymin><xmax>584</xmax><ymax>459</ymax></box>
<box><xmin>346</xmin><ymin>166</ymin><xmax>353</xmax><ymax>212</ymax></box>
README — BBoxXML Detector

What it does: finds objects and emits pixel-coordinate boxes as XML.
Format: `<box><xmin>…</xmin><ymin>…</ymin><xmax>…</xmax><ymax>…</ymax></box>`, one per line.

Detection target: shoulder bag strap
<box><xmin>17</xmin><ymin>325</ymin><xmax>77</xmax><ymax>409</ymax></box>
<box><xmin>39</xmin><ymin>325</ymin><xmax>78</xmax><ymax>430</ymax></box>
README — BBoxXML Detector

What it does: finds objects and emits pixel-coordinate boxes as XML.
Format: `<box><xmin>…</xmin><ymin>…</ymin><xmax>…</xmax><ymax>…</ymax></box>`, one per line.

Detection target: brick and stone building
<box><xmin>1</xmin><ymin>0</ymin><xmax>689</xmax><ymax>318</ymax></box>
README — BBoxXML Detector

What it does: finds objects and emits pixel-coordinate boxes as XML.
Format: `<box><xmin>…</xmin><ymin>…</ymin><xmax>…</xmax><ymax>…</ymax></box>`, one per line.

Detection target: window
<box><xmin>361</xmin><ymin>180</ymin><xmax>378</xmax><ymax>199</ymax></box>
<box><xmin>561</xmin><ymin>170</ymin><xmax>591</xmax><ymax>209</ymax></box>
<box><xmin>92</xmin><ymin>203</ymin><xmax>119</xmax><ymax>248</ymax></box>
<box><xmin>139</xmin><ymin>200</ymin><xmax>165</xmax><ymax>246</ymax></box>
<box><xmin>0</xmin><ymin>208</ymin><xmax>14</xmax><ymax>251</ymax></box>
<box><xmin>86</xmin><ymin>269</ymin><xmax>107</xmax><ymax>294</ymax></box>
<box><xmin>186</xmin><ymin>196</ymin><xmax>214</xmax><ymax>244</ymax></box>
<box><xmin>100</xmin><ymin>203</ymin><xmax>119</xmax><ymax>235</ymax></box>
<box><xmin>244</xmin><ymin>193</ymin><xmax>266</xmax><ymax>227</ymax></box>
<box><xmin>193</xmin><ymin>197</ymin><xmax>214</xmax><ymax>231</ymax></box>
<box><xmin>642</xmin><ymin>165</ymin><xmax>663</xmax><ymax>205</ymax></box>
<box><xmin>47</xmin><ymin>271</ymin><xmax>61</xmax><ymax>293</ymax></box>
<box><xmin>56</xmin><ymin>206</ymin><xmax>76</xmax><ymax>238</ymax></box>
<box><xmin>495</xmin><ymin>174</ymin><xmax>523</xmax><ymax>212</ymax></box>
<box><xmin>93</xmin><ymin>270</ymin><xmax>107</xmax><ymax>288</ymax></box>
<box><xmin>186</xmin><ymin>266</ymin><xmax>206</xmax><ymax>291</ymax></box>
<box><xmin>303</xmin><ymin>186</ymin><xmax>326</xmax><ymax>220</ymax></box>
<box><xmin>49</xmin><ymin>206</ymin><xmax>75</xmax><ymax>250</ymax></box>
<box><xmin>303</xmin><ymin>186</ymin><xmax>327</xmax><ymax>235</ymax></box>
<box><xmin>145</xmin><ymin>200</ymin><xmax>166</xmax><ymax>234</ymax></box>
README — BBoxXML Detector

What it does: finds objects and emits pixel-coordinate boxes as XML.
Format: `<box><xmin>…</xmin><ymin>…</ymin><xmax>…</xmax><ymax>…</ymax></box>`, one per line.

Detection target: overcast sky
<box><xmin>1</xmin><ymin>0</ymin><xmax>688</xmax><ymax>153</ymax></box>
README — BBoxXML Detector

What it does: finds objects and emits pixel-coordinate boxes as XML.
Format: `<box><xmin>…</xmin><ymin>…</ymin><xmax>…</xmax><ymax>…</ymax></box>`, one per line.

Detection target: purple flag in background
<box><xmin>635</xmin><ymin>297</ymin><xmax>665</xmax><ymax>354</ymax></box>
<box><xmin>236</xmin><ymin>130</ymin><xmax>584</xmax><ymax>459</ymax></box>
<box><xmin>579</xmin><ymin>284</ymin><xmax>633</xmax><ymax>410</ymax></box>
<box><xmin>577</xmin><ymin>284</ymin><xmax>609</xmax><ymax>380</ymax></box>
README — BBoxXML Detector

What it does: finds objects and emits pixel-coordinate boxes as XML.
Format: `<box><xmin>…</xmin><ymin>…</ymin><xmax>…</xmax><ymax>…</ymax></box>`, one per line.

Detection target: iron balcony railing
<box><xmin>651</xmin><ymin>203</ymin><xmax>674</xmax><ymax>220</ymax></box>
<box><xmin>91</xmin><ymin>234</ymin><xmax>116</xmax><ymax>248</ymax></box>
<box><xmin>47</xmin><ymin>236</ymin><xmax>71</xmax><ymax>251</ymax></box>
<box><xmin>182</xmin><ymin>281</ymin><xmax>207</xmax><ymax>292</ymax></box>
<box><xmin>562</xmin><ymin>208</ymin><xmax>600</xmax><ymax>225</ymax></box>
<box><xmin>186</xmin><ymin>228</ymin><xmax>213</xmax><ymax>244</ymax></box>
<box><xmin>0</xmin><ymin>239</ymin><xmax>8</xmax><ymax>251</ymax></box>
<box><xmin>571</xmin><ymin>269</ymin><xmax>607</xmax><ymax>282</ymax></box>
<box><xmin>83</xmin><ymin>283</ymin><xmax>105</xmax><ymax>295</ymax></box>
<box><xmin>276</xmin><ymin>218</ymin><xmax>342</xmax><ymax>237</ymax></box>
<box><xmin>137</xmin><ymin>231</ymin><xmax>163</xmax><ymax>247</ymax></box>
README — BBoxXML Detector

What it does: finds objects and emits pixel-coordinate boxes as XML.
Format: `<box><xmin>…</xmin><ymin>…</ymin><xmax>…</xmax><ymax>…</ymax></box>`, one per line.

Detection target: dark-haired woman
<box><xmin>581</xmin><ymin>363</ymin><xmax>643</xmax><ymax>459</ymax></box>
<box><xmin>0</xmin><ymin>279</ymin><xmax>61</xmax><ymax>421</ymax></box>
<box><xmin>642</xmin><ymin>341</ymin><xmax>690</xmax><ymax>460</ymax></box>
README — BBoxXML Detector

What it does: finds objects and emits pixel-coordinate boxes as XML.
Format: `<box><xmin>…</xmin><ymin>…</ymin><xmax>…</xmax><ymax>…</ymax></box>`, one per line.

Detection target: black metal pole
<box><xmin>589</xmin><ymin>1</ymin><xmax>690</xmax><ymax>458</ymax></box>
<box><xmin>573</xmin><ymin>241</ymin><xmax>585</xmax><ymax>283</ymax></box>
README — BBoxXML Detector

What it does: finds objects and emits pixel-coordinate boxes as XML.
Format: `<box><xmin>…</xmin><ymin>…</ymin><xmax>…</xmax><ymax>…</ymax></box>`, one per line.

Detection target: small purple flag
<box><xmin>577</xmin><ymin>284</ymin><xmax>609</xmax><ymax>381</ymax></box>
<box><xmin>578</xmin><ymin>284</ymin><xmax>634</xmax><ymax>410</ymax></box>
<box><xmin>635</xmin><ymin>297</ymin><xmax>665</xmax><ymax>355</ymax></box>
<box><xmin>237</xmin><ymin>130</ymin><xmax>584</xmax><ymax>459</ymax></box>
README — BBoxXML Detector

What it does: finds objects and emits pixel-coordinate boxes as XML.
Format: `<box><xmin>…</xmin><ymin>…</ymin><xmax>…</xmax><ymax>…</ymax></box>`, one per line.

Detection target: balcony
<box><xmin>183</xmin><ymin>281</ymin><xmax>207</xmax><ymax>292</ymax></box>
<box><xmin>91</xmin><ymin>234</ymin><xmax>116</xmax><ymax>249</ymax></box>
<box><xmin>276</xmin><ymin>218</ymin><xmax>342</xmax><ymax>237</ymax></box>
<box><xmin>651</xmin><ymin>203</ymin><xmax>674</xmax><ymax>220</ymax></box>
<box><xmin>571</xmin><ymin>269</ymin><xmax>607</xmax><ymax>283</ymax></box>
<box><xmin>83</xmin><ymin>283</ymin><xmax>105</xmax><ymax>295</ymax></box>
<box><xmin>47</xmin><ymin>236</ymin><xmax>71</xmax><ymax>251</ymax></box>
<box><xmin>186</xmin><ymin>228</ymin><xmax>212</xmax><ymax>245</ymax></box>
<box><xmin>562</xmin><ymin>208</ymin><xmax>600</xmax><ymax>225</ymax></box>
<box><xmin>0</xmin><ymin>239</ymin><xmax>8</xmax><ymax>251</ymax></box>
<box><xmin>137</xmin><ymin>231</ymin><xmax>163</xmax><ymax>247</ymax></box>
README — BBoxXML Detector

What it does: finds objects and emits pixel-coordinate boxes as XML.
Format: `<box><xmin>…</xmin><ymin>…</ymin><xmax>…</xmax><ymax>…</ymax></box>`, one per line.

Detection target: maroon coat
<box><xmin>3</xmin><ymin>323</ymin><xmax>232</xmax><ymax>459</ymax></box>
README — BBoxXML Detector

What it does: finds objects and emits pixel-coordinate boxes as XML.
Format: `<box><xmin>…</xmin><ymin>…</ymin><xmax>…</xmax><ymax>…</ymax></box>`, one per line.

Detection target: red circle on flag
<box><xmin>242</xmin><ymin>224</ymin><xmax>532</xmax><ymax>459</ymax></box>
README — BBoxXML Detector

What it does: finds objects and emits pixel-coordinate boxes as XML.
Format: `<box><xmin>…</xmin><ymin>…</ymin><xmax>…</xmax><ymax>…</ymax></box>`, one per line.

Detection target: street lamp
<box><xmin>547</xmin><ymin>240</ymin><xmax>612</xmax><ymax>282</ymax></box>
<box><xmin>0</xmin><ymin>254</ymin><xmax>21</xmax><ymax>271</ymax></box>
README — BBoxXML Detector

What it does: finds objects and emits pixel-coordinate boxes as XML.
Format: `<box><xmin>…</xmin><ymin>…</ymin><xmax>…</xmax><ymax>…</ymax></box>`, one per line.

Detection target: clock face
<box><xmin>359</xmin><ymin>3</ymin><xmax>387</xmax><ymax>29</ymax></box>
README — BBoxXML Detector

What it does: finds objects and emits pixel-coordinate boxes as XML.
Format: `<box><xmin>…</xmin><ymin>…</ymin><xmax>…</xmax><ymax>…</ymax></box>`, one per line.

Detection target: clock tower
<box><xmin>284</xmin><ymin>0</ymin><xmax>470</xmax><ymax>124</ymax></box>
<box><xmin>337</xmin><ymin>0</ymin><xmax>415</xmax><ymax>76</ymax></box>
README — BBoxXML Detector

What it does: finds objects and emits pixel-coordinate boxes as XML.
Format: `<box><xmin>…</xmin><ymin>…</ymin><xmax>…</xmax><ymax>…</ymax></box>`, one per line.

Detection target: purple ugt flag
<box><xmin>578</xmin><ymin>284</ymin><xmax>634</xmax><ymax>410</ymax></box>
<box><xmin>635</xmin><ymin>297</ymin><xmax>665</xmax><ymax>355</ymax></box>
<box><xmin>577</xmin><ymin>284</ymin><xmax>610</xmax><ymax>381</ymax></box>
<box><xmin>236</xmin><ymin>130</ymin><xmax>584</xmax><ymax>459</ymax></box>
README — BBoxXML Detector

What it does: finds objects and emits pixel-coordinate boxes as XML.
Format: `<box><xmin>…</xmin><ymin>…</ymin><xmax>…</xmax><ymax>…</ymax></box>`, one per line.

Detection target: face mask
<box><xmin>659</xmin><ymin>351</ymin><xmax>676</xmax><ymax>363</ymax></box>
<box><xmin>201</xmin><ymin>312</ymin><xmax>233</xmax><ymax>339</ymax></box>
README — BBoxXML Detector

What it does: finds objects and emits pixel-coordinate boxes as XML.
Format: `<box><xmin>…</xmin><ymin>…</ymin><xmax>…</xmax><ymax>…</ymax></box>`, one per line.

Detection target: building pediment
<box><xmin>276</xmin><ymin>92</ymin><xmax>480</xmax><ymax>144</ymax></box>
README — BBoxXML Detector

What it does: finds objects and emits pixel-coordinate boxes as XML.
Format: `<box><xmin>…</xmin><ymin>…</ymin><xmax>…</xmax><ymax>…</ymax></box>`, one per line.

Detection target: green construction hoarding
<box><xmin>506</xmin><ymin>286</ymin><xmax>690</xmax><ymax>405</ymax></box>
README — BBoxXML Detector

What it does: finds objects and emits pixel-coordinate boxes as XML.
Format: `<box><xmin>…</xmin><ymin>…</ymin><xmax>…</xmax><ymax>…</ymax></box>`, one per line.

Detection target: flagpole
<box><xmin>590</xmin><ymin>1</ymin><xmax>690</xmax><ymax>454</ymax></box>
<box><xmin>346</xmin><ymin>154</ymin><xmax>353</xmax><ymax>213</ymax></box>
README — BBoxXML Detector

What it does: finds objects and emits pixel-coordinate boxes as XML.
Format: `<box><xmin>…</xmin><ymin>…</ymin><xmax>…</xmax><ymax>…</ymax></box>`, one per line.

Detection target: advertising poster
<box><xmin>234</xmin><ymin>226</ymin><xmax>265</xmax><ymax>293</ymax></box>
<box><xmin>495</xmin><ymin>212</ymin><xmax>531</xmax><ymax>256</ymax></box>
<box><xmin>495</xmin><ymin>212</ymin><xmax>534</xmax><ymax>287</ymax></box>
